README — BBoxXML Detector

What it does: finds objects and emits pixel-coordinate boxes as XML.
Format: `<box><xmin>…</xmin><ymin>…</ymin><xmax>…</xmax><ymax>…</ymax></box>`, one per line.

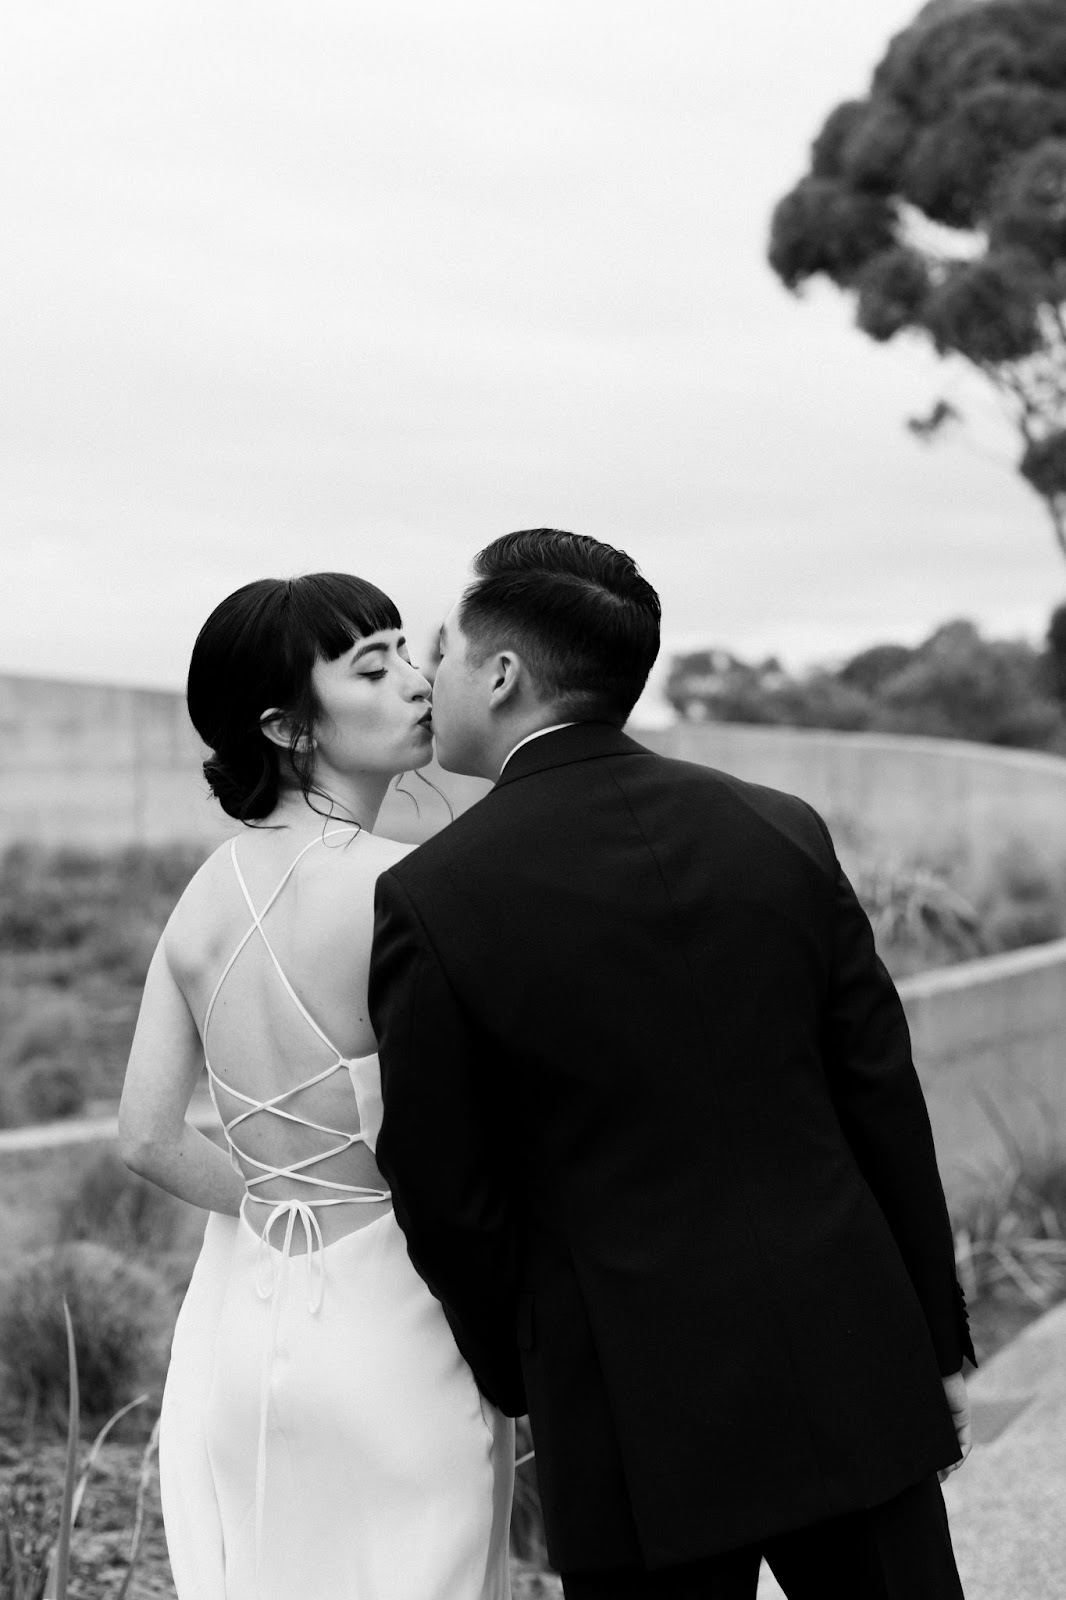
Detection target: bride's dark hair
<box><xmin>187</xmin><ymin>574</ymin><xmax>402</xmax><ymax>823</ymax></box>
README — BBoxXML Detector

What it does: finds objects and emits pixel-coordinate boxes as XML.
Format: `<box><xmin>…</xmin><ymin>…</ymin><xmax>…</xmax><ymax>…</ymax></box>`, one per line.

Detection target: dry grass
<box><xmin>2</xmin><ymin>839</ymin><xmax>1064</xmax><ymax>1112</ymax></box>
<box><xmin>843</xmin><ymin>838</ymin><xmax>1066</xmax><ymax>979</ymax></box>
<box><xmin>0</xmin><ymin>1245</ymin><xmax>172</xmax><ymax>1432</ymax></box>
<box><xmin>0</xmin><ymin>1300</ymin><xmax>161</xmax><ymax>1600</ymax></box>
<box><xmin>952</xmin><ymin>1096</ymin><xmax>1066</xmax><ymax>1360</ymax></box>
<box><xmin>0</xmin><ymin>1145</ymin><xmax>208</xmax><ymax>1287</ymax></box>
<box><xmin>0</xmin><ymin>845</ymin><xmax>205</xmax><ymax>1115</ymax></box>
<box><xmin>1</xmin><ymin>840</ymin><xmax>1063</xmax><ymax>1592</ymax></box>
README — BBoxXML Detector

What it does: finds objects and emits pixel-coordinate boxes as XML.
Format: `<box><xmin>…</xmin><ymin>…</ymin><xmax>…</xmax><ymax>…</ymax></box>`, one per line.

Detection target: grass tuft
<box><xmin>952</xmin><ymin>1097</ymin><xmax>1066</xmax><ymax>1334</ymax></box>
<box><xmin>0</xmin><ymin>1244</ymin><xmax>171</xmax><ymax>1433</ymax></box>
<box><xmin>0</xmin><ymin>1308</ymin><xmax>149</xmax><ymax>1600</ymax></box>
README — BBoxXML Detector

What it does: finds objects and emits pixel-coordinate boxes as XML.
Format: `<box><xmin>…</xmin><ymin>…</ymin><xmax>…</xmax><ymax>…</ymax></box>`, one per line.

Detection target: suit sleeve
<box><xmin>812</xmin><ymin>815</ymin><xmax>976</xmax><ymax>1374</ymax></box>
<box><xmin>369</xmin><ymin>867</ymin><xmax>526</xmax><ymax>1417</ymax></box>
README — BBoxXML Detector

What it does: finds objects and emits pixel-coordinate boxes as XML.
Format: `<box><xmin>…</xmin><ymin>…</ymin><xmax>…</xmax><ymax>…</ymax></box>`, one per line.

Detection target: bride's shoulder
<box><xmin>363</xmin><ymin>832</ymin><xmax>418</xmax><ymax>874</ymax></box>
<box><xmin>157</xmin><ymin>838</ymin><xmax>239</xmax><ymax>972</ymax></box>
<box><xmin>169</xmin><ymin>836</ymin><xmax>238</xmax><ymax>910</ymax></box>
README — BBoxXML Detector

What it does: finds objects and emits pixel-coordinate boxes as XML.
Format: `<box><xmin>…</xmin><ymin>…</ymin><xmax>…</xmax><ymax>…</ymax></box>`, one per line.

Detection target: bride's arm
<box><xmin>119</xmin><ymin>938</ymin><xmax>246</xmax><ymax>1216</ymax></box>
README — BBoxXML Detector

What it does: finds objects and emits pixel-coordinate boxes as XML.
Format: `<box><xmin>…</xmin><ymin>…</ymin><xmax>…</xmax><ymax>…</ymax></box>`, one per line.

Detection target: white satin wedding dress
<box><xmin>158</xmin><ymin>829</ymin><xmax>514</xmax><ymax>1600</ymax></box>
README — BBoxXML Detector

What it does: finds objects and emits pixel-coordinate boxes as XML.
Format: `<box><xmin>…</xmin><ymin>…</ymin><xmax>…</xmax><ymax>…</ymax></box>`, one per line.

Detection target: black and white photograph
<box><xmin>2</xmin><ymin>2</ymin><xmax>1066</xmax><ymax>1596</ymax></box>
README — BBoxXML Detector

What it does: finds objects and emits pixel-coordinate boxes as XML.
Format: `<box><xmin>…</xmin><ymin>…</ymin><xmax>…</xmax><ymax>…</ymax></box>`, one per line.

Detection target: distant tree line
<box><xmin>666</xmin><ymin>605</ymin><xmax>1066</xmax><ymax>752</ymax></box>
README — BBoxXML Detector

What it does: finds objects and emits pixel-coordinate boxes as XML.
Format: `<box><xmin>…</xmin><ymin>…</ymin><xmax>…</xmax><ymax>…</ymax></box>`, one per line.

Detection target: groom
<box><xmin>369</xmin><ymin>530</ymin><xmax>973</xmax><ymax>1598</ymax></box>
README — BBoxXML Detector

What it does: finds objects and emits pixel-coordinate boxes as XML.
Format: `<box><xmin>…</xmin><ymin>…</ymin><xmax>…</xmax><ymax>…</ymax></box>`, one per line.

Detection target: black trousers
<box><xmin>560</xmin><ymin>1476</ymin><xmax>964</xmax><ymax>1600</ymax></box>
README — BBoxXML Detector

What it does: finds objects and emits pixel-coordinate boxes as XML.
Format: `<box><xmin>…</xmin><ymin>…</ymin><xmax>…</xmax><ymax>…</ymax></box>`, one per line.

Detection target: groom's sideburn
<box><xmin>369</xmin><ymin>722</ymin><xmax>972</xmax><ymax>1595</ymax></box>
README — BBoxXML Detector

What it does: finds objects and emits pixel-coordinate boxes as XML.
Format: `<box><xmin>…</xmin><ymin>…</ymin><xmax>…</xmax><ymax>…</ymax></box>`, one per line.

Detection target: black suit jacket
<box><xmin>369</xmin><ymin>723</ymin><xmax>974</xmax><ymax>1573</ymax></box>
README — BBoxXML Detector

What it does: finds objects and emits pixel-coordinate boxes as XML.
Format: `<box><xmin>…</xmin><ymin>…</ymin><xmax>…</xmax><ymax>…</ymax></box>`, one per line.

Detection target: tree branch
<box><xmin>1048</xmin><ymin>497</ymin><xmax>1066</xmax><ymax>563</ymax></box>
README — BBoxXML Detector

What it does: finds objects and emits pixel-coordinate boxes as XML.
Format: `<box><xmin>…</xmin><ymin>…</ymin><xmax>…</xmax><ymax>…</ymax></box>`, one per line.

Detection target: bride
<box><xmin>118</xmin><ymin>573</ymin><xmax>514</xmax><ymax>1600</ymax></box>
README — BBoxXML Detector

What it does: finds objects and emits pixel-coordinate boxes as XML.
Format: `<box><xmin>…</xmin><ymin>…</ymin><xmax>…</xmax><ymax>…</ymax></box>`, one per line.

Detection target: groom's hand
<box><xmin>938</xmin><ymin>1370</ymin><xmax>971</xmax><ymax>1481</ymax></box>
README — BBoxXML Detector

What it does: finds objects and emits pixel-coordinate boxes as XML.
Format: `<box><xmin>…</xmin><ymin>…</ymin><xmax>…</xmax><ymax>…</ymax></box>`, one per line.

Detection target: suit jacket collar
<box><xmin>493</xmin><ymin>720</ymin><xmax>650</xmax><ymax>788</ymax></box>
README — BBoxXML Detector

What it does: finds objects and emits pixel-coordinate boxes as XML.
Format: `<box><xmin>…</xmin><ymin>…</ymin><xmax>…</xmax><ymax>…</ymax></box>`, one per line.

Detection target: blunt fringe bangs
<box><xmin>187</xmin><ymin>573</ymin><xmax>401</xmax><ymax>822</ymax></box>
<box><xmin>459</xmin><ymin>529</ymin><xmax>661</xmax><ymax>724</ymax></box>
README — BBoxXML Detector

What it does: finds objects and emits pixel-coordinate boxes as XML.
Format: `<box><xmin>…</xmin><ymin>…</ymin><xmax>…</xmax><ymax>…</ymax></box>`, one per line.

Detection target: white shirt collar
<box><xmin>499</xmin><ymin>723</ymin><xmax>577</xmax><ymax>775</ymax></box>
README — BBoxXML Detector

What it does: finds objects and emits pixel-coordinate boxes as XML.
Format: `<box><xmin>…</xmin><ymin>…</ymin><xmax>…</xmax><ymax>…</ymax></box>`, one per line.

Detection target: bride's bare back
<box><xmin>164</xmin><ymin>823</ymin><xmax>412</xmax><ymax>1247</ymax></box>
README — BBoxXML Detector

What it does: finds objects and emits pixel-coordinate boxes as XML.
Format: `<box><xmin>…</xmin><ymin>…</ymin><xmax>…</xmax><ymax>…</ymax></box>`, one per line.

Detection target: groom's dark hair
<box><xmin>459</xmin><ymin>530</ymin><xmax>661</xmax><ymax>724</ymax></box>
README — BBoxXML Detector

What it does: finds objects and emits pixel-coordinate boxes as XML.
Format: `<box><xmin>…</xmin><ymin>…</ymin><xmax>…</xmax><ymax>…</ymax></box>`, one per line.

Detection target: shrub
<box><xmin>981</xmin><ymin>844</ymin><xmax>1066</xmax><ymax>952</ymax></box>
<box><xmin>56</xmin><ymin>1149</ymin><xmax>184</xmax><ymax>1257</ymax></box>
<box><xmin>0</xmin><ymin>843</ymin><xmax>203</xmax><ymax>967</ymax></box>
<box><xmin>986</xmin><ymin>899</ymin><xmax>1065</xmax><ymax>951</ymax></box>
<box><xmin>82</xmin><ymin>911</ymin><xmax>162</xmax><ymax>985</ymax></box>
<box><xmin>14</xmin><ymin>1060</ymin><xmax>86</xmax><ymax>1123</ymax></box>
<box><xmin>0</xmin><ymin>994</ymin><xmax>87</xmax><ymax>1068</ymax></box>
<box><xmin>0</xmin><ymin>1076</ymin><xmax>24</xmax><ymax>1130</ymax></box>
<box><xmin>995</xmin><ymin>843</ymin><xmax>1062</xmax><ymax>905</ymax></box>
<box><xmin>855</xmin><ymin>856</ymin><xmax>985</xmax><ymax>975</ymax></box>
<box><xmin>0</xmin><ymin>1243</ymin><xmax>173</xmax><ymax>1428</ymax></box>
<box><xmin>0</xmin><ymin>843</ymin><xmax>206</xmax><ymax>1103</ymax></box>
<box><xmin>953</xmin><ymin>1136</ymin><xmax>1066</xmax><ymax>1315</ymax></box>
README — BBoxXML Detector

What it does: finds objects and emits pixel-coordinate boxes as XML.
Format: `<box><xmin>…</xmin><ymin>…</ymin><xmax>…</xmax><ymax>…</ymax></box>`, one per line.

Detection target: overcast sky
<box><xmin>3</xmin><ymin>0</ymin><xmax>1064</xmax><ymax>719</ymax></box>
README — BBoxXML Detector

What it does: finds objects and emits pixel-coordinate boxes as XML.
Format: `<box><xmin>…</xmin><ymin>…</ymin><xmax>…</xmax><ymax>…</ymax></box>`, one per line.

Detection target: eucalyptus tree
<box><xmin>769</xmin><ymin>0</ymin><xmax>1066</xmax><ymax>559</ymax></box>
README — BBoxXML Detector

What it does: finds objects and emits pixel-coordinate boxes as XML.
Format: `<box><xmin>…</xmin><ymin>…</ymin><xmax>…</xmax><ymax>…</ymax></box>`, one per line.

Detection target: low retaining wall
<box><xmin>900</xmin><ymin>941</ymin><xmax>1066</xmax><ymax>1202</ymax></box>
<box><xmin>639</xmin><ymin>723</ymin><xmax>1066</xmax><ymax>897</ymax></box>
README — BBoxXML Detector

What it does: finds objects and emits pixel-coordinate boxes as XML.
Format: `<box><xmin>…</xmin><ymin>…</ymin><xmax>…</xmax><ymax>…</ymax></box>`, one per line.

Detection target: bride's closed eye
<box><xmin>359</xmin><ymin>651</ymin><xmax>415</xmax><ymax>682</ymax></box>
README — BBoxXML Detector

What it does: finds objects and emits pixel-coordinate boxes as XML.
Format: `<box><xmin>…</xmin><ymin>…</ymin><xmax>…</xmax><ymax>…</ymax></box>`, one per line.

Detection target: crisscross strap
<box><xmin>201</xmin><ymin>826</ymin><xmax>389</xmax><ymax>1206</ymax></box>
<box><xmin>215</xmin><ymin>1059</ymin><xmax>386</xmax><ymax>1199</ymax></box>
<box><xmin>203</xmin><ymin>828</ymin><xmax>354</xmax><ymax>1051</ymax></box>
<box><xmin>228</xmin><ymin>836</ymin><xmax>345</xmax><ymax>1054</ymax></box>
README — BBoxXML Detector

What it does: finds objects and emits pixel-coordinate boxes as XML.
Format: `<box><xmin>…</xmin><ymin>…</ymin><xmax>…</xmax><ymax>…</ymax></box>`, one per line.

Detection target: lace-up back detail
<box><xmin>203</xmin><ymin>828</ymin><xmax>391</xmax><ymax>1224</ymax></box>
<box><xmin>201</xmin><ymin>827</ymin><xmax>393</xmax><ymax>1560</ymax></box>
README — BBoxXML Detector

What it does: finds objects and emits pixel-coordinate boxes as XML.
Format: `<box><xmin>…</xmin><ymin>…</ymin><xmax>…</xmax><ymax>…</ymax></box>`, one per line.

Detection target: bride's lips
<box><xmin>415</xmin><ymin>710</ymin><xmax>434</xmax><ymax>732</ymax></box>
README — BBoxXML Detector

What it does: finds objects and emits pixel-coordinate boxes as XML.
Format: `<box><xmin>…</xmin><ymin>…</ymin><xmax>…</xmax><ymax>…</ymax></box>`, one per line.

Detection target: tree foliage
<box><xmin>769</xmin><ymin>0</ymin><xmax>1066</xmax><ymax>558</ymax></box>
<box><xmin>666</xmin><ymin>617</ymin><xmax>1066</xmax><ymax>750</ymax></box>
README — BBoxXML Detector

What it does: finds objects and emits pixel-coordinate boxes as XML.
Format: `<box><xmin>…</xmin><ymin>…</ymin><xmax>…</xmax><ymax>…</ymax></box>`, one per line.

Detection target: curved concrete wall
<box><xmin>8</xmin><ymin>677</ymin><xmax>1064</xmax><ymax>879</ymax></box>
<box><xmin>638</xmin><ymin>723</ymin><xmax>1066</xmax><ymax>895</ymax></box>
<box><xmin>0</xmin><ymin>673</ymin><xmax>487</xmax><ymax>850</ymax></box>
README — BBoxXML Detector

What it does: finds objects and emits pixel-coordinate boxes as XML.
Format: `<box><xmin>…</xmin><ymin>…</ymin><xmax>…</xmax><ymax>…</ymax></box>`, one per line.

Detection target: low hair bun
<box><xmin>202</xmin><ymin>741</ymin><xmax>278</xmax><ymax>822</ymax></box>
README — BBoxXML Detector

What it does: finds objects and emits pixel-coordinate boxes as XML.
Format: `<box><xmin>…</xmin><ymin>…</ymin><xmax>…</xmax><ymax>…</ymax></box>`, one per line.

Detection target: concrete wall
<box><xmin>899</xmin><ymin>943</ymin><xmax>1066</xmax><ymax>1202</ymax></box>
<box><xmin>3</xmin><ymin>675</ymin><xmax>1063</xmax><ymax>1193</ymax></box>
<box><xmin>9</xmin><ymin>679</ymin><xmax>1065</xmax><ymax>879</ymax></box>
<box><xmin>0</xmin><ymin>672</ymin><xmax>487</xmax><ymax>850</ymax></box>
<box><xmin>638</xmin><ymin>723</ymin><xmax>1066</xmax><ymax>896</ymax></box>
<box><xmin>0</xmin><ymin>673</ymin><xmax>222</xmax><ymax>848</ymax></box>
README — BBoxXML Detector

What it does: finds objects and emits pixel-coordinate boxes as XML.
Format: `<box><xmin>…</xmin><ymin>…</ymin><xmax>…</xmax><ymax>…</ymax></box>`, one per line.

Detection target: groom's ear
<box><xmin>487</xmin><ymin>651</ymin><xmax>522</xmax><ymax>710</ymax></box>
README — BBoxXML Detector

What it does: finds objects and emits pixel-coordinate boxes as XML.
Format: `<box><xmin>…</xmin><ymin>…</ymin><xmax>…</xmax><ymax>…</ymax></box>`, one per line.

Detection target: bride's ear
<box><xmin>259</xmin><ymin>707</ymin><xmax>316</xmax><ymax>755</ymax></box>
